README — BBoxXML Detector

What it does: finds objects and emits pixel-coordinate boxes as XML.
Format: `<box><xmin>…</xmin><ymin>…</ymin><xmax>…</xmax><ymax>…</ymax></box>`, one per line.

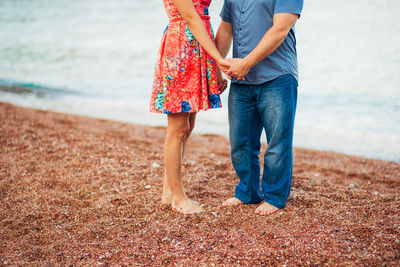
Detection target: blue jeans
<box><xmin>228</xmin><ymin>74</ymin><xmax>298</xmax><ymax>209</ymax></box>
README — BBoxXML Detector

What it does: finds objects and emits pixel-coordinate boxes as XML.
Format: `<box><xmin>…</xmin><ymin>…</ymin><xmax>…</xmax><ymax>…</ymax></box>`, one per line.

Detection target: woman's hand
<box><xmin>216</xmin><ymin>68</ymin><xmax>228</xmax><ymax>94</ymax></box>
<box><xmin>216</xmin><ymin>58</ymin><xmax>232</xmax><ymax>80</ymax></box>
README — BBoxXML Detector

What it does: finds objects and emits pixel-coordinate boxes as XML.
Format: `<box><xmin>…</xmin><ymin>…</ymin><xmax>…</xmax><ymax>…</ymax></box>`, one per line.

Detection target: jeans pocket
<box><xmin>265</xmin><ymin>74</ymin><xmax>295</xmax><ymax>88</ymax></box>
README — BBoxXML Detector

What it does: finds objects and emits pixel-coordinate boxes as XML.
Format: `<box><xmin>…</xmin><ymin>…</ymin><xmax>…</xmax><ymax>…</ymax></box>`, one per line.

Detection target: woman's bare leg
<box><xmin>161</xmin><ymin>112</ymin><xmax>203</xmax><ymax>214</ymax></box>
<box><xmin>162</xmin><ymin>112</ymin><xmax>196</xmax><ymax>204</ymax></box>
<box><xmin>161</xmin><ymin>113</ymin><xmax>196</xmax><ymax>205</ymax></box>
<box><xmin>182</xmin><ymin>112</ymin><xmax>196</xmax><ymax>158</ymax></box>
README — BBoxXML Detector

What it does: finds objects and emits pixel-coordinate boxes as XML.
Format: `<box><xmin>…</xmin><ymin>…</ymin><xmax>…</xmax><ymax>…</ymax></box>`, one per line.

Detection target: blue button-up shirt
<box><xmin>220</xmin><ymin>0</ymin><xmax>303</xmax><ymax>84</ymax></box>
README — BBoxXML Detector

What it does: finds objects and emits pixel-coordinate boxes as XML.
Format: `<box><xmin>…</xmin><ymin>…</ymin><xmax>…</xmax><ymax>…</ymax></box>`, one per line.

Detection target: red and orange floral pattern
<box><xmin>150</xmin><ymin>0</ymin><xmax>222</xmax><ymax>114</ymax></box>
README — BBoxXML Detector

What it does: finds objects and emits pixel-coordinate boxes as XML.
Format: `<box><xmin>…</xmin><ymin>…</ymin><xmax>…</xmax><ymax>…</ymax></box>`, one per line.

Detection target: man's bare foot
<box><xmin>171</xmin><ymin>199</ymin><xmax>204</xmax><ymax>214</ymax></box>
<box><xmin>222</xmin><ymin>197</ymin><xmax>243</xmax><ymax>207</ymax></box>
<box><xmin>254</xmin><ymin>201</ymin><xmax>279</xmax><ymax>216</ymax></box>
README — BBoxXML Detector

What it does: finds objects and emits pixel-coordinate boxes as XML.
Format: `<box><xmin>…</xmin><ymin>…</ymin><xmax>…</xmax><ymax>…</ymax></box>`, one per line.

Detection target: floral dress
<box><xmin>150</xmin><ymin>0</ymin><xmax>222</xmax><ymax>114</ymax></box>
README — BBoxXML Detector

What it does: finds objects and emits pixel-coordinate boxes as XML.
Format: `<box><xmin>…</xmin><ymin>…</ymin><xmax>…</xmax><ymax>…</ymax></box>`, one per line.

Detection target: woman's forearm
<box><xmin>186</xmin><ymin>16</ymin><xmax>224</xmax><ymax>61</ymax></box>
<box><xmin>172</xmin><ymin>0</ymin><xmax>224</xmax><ymax>63</ymax></box>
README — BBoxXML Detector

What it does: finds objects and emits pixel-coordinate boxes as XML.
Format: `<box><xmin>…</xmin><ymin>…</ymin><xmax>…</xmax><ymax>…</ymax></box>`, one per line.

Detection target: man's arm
<box><xmin>227</xmin><ymin>13</ymin><xmax>299</xmax><ymax>80</ymax></box>
<box><xmin>215</xmin><ymin>21</ymin><xmax>233</xmax><ymax>92</ymax></box>
<box><xmin>216</xmin><ymin>21</ymin><xmax>233</xmax><ymax>58</ymax></box>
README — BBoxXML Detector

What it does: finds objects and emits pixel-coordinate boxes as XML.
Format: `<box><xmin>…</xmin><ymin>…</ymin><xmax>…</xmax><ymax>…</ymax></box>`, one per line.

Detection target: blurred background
<box><xmin>0</xmin><ymin>0</ymin><xmax>399</xmax><ymax>162</ymax></box>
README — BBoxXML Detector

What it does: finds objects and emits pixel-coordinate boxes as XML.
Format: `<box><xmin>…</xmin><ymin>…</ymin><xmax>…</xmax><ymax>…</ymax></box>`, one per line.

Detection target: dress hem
<box><xmin>150</xmin><ymin>106</ymin><xmax>222</xmax><ymax>114</ymax></box>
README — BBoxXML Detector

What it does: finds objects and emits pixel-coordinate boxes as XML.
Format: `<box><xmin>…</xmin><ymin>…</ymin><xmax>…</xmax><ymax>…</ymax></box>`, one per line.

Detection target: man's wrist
<box><xmin>243</xmin><ymin>56</ymin><xmax>254</xmax><ymax>71</ymax></box>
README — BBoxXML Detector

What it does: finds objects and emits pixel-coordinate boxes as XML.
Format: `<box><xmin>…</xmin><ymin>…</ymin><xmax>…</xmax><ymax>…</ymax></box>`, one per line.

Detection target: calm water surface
<box><xmin>0</xmin><ymin>0</ymin><xmax>399</xmax><ymax>162</ymax></box>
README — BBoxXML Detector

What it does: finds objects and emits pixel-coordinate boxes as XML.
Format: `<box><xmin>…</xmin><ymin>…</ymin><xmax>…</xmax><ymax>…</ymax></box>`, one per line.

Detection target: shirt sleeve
<box><xmin>274</xmin><ymin>0</ymin><xmax>304</xmax><ymax>18</ymax></box>
<box><xmin>219</xmin><ymin>0</ymin><xmax>232</xmax><ymax>23</ymax></box>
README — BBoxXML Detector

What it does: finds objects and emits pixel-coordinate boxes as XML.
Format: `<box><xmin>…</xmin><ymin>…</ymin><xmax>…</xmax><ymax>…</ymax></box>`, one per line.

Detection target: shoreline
<box><xmin>1</xmin><ymin>86</ymin><xmax>399</xmax><ymax>163</ymax></box>
<box><xmin>1</xmin><ymin>102</ymin><xmax>399</xmax><ymax>265</ymax></box>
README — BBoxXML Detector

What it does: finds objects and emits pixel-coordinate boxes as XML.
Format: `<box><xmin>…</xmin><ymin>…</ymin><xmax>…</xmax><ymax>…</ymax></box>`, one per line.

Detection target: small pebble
<box><xmin>374</xmin><ymin>191</ymin><xmax>379</xmax><ymax>195</ymax></box>
<box><xmin>3</xmin><ymin>261</ymin><xmax>8</xmax><ymax>265</ymax></box>
<box><xmin>212</xmin><ymin>211</ymin><xmax>218</xmax><ymax>217</ymax></box>
<box><xmin>145</xmin><ymin>185</ymin><xmax>151</xmax><ymax>190</ymax></box>
<box><xmin>349</xmin><ymin>184</ymin><xmax>354</xmax><ymax>188</ymax></box>
<box><xmin>152</xmin><ymin>162</ymin><xmax>160</xmax><ymax>168</ymax></box>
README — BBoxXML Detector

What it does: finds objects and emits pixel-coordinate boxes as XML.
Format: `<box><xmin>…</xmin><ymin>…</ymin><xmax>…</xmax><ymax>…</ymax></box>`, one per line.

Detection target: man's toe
<box><xmin>263</xmin><ymin>210</ymin><xmax>269</xmax><ymax>215</ymax></box>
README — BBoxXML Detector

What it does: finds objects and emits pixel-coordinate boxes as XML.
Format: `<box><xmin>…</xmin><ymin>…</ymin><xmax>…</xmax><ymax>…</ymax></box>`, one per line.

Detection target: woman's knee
<box><xmin>185</xmin><ymin>125</ymin><xmax>194</xmax><ymax>139</ymax></box>
<box><xmin>168</xmin><ymin>124</ymin><xmax>190</xmax><ymax>142</ymax></box>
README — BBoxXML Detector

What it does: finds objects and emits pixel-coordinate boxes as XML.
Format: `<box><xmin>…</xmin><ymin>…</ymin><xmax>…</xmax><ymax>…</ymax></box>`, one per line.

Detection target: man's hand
<box><xmin>226</xmin><ymin>58</ymin><xmax>251</xmax><ymax>80</ymax></box>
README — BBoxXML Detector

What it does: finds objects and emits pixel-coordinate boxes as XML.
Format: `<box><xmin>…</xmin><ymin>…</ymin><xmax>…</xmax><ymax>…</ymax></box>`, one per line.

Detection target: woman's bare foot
<box><xmin>160</xmin><ymin>196</ymin><xmax>172</xmax><ymax>208</ymax></box>
<box><xmin>160</xmin><ymin>187</ymin><xmax>173</xmax><ymax>206</ymax></box>
<box><xmin>160</xmin><ymin>196</ymin><xmax>200</xmax><ymax>209</ymax></box>
<box><xmin>161</xmin><ymin>191</ymin><xmax>200</xmax><ymax>207</ymax></box>
<box><xmin>171</xmin><ymin>198</ymin><xmax>204</xmax><ymax>214</ymax></box>
<box><xmin>254</xmin><ymin>201</ymin><xmax>279</xmax><ymax>216</ymax></box>
<box><xmin>160</xmin><ymin>173</ymin><xmax>173</xmax><ymax>206</ymax></box>
<box><xmin>222</xmin><ymin>197</ymin><xmax>243</xmax><ymax>207</ymax></box>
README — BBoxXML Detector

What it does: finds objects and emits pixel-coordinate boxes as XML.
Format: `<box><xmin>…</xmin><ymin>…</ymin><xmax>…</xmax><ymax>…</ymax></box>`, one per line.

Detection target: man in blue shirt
<box><xmin>216</xmin><ymin>0</ymin><xmax>304</xmax><ymax>215</ymax></box>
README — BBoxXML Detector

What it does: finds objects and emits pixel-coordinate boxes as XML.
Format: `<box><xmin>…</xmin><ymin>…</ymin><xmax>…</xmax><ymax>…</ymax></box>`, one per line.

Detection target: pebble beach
<box><xmin>1</xmin><ymin>102</ymin><xmax>399</xmax><ymax>265</ymax></box>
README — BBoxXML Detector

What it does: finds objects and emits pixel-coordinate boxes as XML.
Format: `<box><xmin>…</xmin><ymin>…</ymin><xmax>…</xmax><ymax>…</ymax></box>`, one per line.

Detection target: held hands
<box><xmin>217</xmin><ymin>57</ymin><xmax>251</xmax><ymax>81</ymax></box>
<box><xmin>215</xmin><ymin>57</ymin><xmax>252</xmax><ymax>93</ymax></box>
<box><xmin>225</xmin><ymin>58</ymin><xmax>251</xmax><ymax>81</ymax></box>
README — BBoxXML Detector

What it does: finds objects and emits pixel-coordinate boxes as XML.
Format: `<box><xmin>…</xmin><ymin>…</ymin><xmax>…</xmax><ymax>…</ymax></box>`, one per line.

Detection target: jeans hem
<box><xmin>263</xmin><ymin>197</ymin><xmax>286</xmax><ymax>209</ymax></box>
<box><xmin>234</xmin><ymin>189</ymin><xmax>263</xmax><ymax>205</ymax></box>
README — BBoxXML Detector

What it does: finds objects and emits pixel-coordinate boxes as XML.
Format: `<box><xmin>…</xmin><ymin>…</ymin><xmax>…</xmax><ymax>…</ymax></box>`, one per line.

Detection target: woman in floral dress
<box><xmin>150</xmin><ymin>0</ymin><xmax>229</xmax><ymax>214</ymax></box>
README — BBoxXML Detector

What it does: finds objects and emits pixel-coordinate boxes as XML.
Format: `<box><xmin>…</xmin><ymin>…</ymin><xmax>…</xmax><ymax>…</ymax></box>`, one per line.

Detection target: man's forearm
<box><xmin>243</xmin><ymin>28</ymin><xmax>286</xmax><ymax>69</ymax></box>
<box><xmin>215</xmin><ymin>22</ymin><xmax>233</xmax><ymax>58</ymax></box>
<box><xmin>243</xmin><ymin>13</ymin><xmax>299</xmax><ymax>69</ymax></box>
<box><xmin>216</xmin><ymin>32</ymin><xmax>232</xmax><ymax>58</ymax></box>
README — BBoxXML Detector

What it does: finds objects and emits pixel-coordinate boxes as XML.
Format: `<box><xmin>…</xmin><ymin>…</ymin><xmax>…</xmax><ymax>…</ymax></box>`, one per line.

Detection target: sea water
<box><xmin>0</xmin><ymin>0</ymin><xmax>399</xmax><ymax>162</ymax></box>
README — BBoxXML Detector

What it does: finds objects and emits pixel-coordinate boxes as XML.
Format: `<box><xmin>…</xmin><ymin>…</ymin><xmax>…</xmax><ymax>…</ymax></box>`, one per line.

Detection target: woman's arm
<box><xmin>172</xmin><ymin>0</ymin><xmax>229</xmax><ymax>70</ymax></box>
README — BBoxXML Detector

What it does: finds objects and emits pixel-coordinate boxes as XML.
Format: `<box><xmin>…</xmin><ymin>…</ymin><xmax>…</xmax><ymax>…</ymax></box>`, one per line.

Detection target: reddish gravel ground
<box><xmin>1</xmin><ymin>102</ymin><xmax>399</xmax><ymax>266</ymax></box>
